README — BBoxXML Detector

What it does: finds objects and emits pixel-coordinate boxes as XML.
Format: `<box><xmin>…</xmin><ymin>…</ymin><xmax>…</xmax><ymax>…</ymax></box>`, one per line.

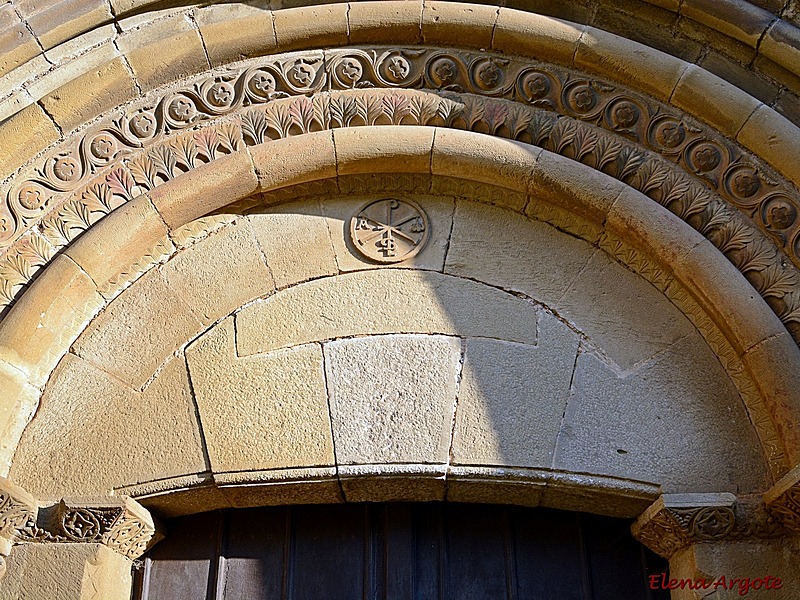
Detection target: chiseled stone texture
<box><xmin>72</xmin><ymin>267</ymin><xmax>204</xmax><ymax>390</ymax></box>
<box><xmin>445</xmin><ymin>200</ymin><xmax>594</xmax><ymax>307</ymax></box>
<box><xmin>320</xmin><ymin>195</ymin><xmax>454</xmax><ymax>273</ymax></box>
<box><xmin>161</xmin><ymin>219</ymin><xmax>274</xmax><ymax>325</ymax></box>
<box><xmin>452</xmin><ymin>314</ymin><xmax>580</xmax><ymax>468</ymax></box>
<box><xmin>323</xmin><ymin>334</ymin><xmax>461</xmax><ymax>465</ymax></box>
<box><xmin>248</xmin><ymin>200</ymin><xmax>338</xmax><ymax>289</ymax></box>
<box><xmin>555</xmin><ymin>249</ymin><xmax>695</xmax><ymax>371</ymax></box>
<box><xmin>186</xmin><ymin>318</ymin><xmax>335</xmax><ymax>475</ymax></box>
<box><xmin>236</xmin><ymin>269</ymin><xmax>537</xmax><ymax>356</ymax></box>
<box><xmin>9</xmin><ymin>354</ymin><xmax>206</xmax><ymax>497</ymax></box>
<box><xmin>0</xmin><ymin>543</ymin><xmax>131</xmax><ymax>600</ymax></box>
<box><xmin>553</xmin><ymin>335</ymin><xmax>770</xmax><ymax>494</ymax></box>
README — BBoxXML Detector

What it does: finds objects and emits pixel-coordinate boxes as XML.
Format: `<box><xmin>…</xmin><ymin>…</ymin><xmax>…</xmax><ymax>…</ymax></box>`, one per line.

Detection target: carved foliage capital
<box><xmin>765</xmin><ymin>465</ymin><xmax>800</xmax><ymax>532</ymax></box>
<box><xmin>632</xmin><ymin>493</ymin><xmax>787</xmax><ymax>559</ymax></box>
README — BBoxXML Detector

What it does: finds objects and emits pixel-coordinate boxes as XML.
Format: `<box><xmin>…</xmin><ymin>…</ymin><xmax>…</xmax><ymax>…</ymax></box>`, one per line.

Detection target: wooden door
<box><xmin>133</xmin><ymin>503</ymin><xmax>670</xmax><ymax>599</ymax></box>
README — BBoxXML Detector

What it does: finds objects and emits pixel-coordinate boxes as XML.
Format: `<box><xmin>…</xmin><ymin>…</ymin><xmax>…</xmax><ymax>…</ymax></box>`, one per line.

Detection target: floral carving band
<box><xmin>1</xmin><ymin>46</ymin><xmax>800</xmax><ymax>350</ymax></box>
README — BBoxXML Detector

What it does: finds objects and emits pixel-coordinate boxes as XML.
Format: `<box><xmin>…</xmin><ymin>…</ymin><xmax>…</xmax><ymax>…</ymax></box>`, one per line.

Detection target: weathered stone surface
<box><xmin>0</xmin><ymin>361</ymin><xmax>39</xmax><ymax>476</ymax></box>
<box><xmin>348</xmin><ymin>1</ymin><xmax>422</xmax><ymax>44</ymax></box>
<box><xmin>555</xmin><ymin>249</ymin><xmax>695</xmax><ymax>371</ymax></box>
<box><xmin>737</xmin><ymin>104</ymin><xmax>800</xmax><ymax>189</ymax></box>
<box><xmin>23</xmin><ymin>0</ymin><xmax>112</xmax><ymax>51</ymax></box>
<box><xmin>445</xmin><ymin>200</ymin><xmax>594</xmax><ymax>307</ymax></box>
<box><xmin>0</xmin><ymin>543</ymin><xmax>131</xmax><ymax>600</ymax></box>
<box><xmin>273</xmin><ymin>3</ymin><xmax>348</xmax><ymax>50</ymax></box>
<box><xmin>217</xmin><ymin>467</ymin><xmax>343</xmax><ymax>507</ymax></box>
<box><xmin>0</xmin><ymin>254</ymin><xmax>103</xmax><ymax>387</ymax></box>
<box><xmin>248</xmin><ymin>200</ymin><xmax>338</xmax><ymax>289</ymax></box>
<box><xmin>0</xmin><ymin>102</ymin><xmax>60</xmax><ymax>175</ymax></box>
<box><xmin>72</xmin><ymin>267</ymin><xmax>204</xmax><ymax>390</ymax></box>
<box><xmin>446</xmin><ymin>466</ymin><xmax>546</xmax><ymax>507</ymax></box>
<box><xmin>334</xmin><ymin>126</ymin><xmax>434</xmax><ymax>175</ymax></box>
<box><xmin>117</xmin><ymin>13</ymin><xmax>209</xmax><ymax>90</ymax></box>
<box><xmin>186</xmin><ymin>318</ymin><xmax>335</xmax><ymax>474</ymax></box>
<box><xmin>493</xmin><ymin>8</ymin><xmax>584</xmax><ymax>65</ymax></box>
<box><xmin>339</xmin><ymin>464</ymin><xmax>447</xmax><ymax>502</ymax></box>
<box><xmin>320</xmin><ymin>195</ymin><xmax>453</xmax><ymax>273</ymax></box>
<box><xmin>161</xmin><ymin>219</ymin><xmax>274</xmax><ymax>325</ymax></box>
<box><xmin>9</xmin><ymin>354</ymin><xmax>206</xmax><ymax>497</ymax></box>
<box><xmin>195</xmin><ymin>4</ymin><xmax>277</xmax><ymax>66</ymax></box>
<box><xmin>324</xmin><ymin>334</ymin><xmax>461</xmax><ymax>465</ymax></box>
<box><xmin>0</xmin><ymin>6</ymin><xmax>40</xmax><ymax>78</ymax></box>
<box><xmin>250</xmin><ymin>131</ymin><xmax>335</xmax><ymax>192</ymax></box>
<box><xmin>552</xmin><ymin>336</ymin><xmax>770</xmax><ymax>494</ymax></box>
<box><xmin>451</xmin><ymin>315</ymin><xmax>580</xmax><ymax>468</ymax></box>
<box><xmin>236</xmin><ymin>269</ymin><xmax>537</xmax><ymax>356</ymax></box>
<box><xmin>39</xmin><ymin>57</ymin><xmax>137</xmax><ymax>132</ymax></box>
<box><xmin>421</xmin><ymin>1</ymin><xmax>497</xmax><ymax>49</ymax></box>
<box><xmin>670</xmin><ymin>64</ymin><xmax>762</xmax><ymax>137</ymax></box>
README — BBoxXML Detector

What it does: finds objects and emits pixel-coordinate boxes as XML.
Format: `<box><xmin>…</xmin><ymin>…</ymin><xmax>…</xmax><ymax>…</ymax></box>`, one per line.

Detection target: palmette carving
<box><xmin>1</xmin><ymin>47</ymin><xmax>800</xmax><ymax>345</ymax></box>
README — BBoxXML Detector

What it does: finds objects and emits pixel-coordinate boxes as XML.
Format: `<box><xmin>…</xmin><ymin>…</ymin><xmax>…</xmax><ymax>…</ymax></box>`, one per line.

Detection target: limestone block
<box><xmin>323</xmin><ymin>334</ymin><xmax>461</xmax><ymax>465</ymax></box>
<box><xmin>72</xmin><ymin>267</ymin><xmax>204</xmax><ymax>390</ymax></box>
<box><xmin>195</xmin><ymin>4</ymin><xmax>277</xmax><ymax>66</ymax></box>
<box><xmin>575</xmin><ymin>26</ymin><xmax>687</xmax><ymax>100</ymax></box>
<box><xmin>0</xmin><ymin>361</ymin><xmax>39</xmax><ymax>476</ymax></box>
<box><xmin>248</xmin><ymin>200</ymin><xmax>339</xmax><ymax>289</ymax></box>
<box><xmin>446</xmin><ymin>466</ymin><xmax>546</xmax><ymax>507</ymax></box>
<box><xmin>9</xmin><ymin>354</ymin><xmax>207</xmax><ymax>497</ymax></box>
<box><xmin>64</xmin><ymin>195</ymin><xmax>174</xmax><ymax>298</ymax></box>
<box><xmin>0</xmin><ymin>103</ymin><xmax>60</xmax><ymax>176</ymax></box>
<box><xmin>0</xmin><ymin>254</ymin><xmax>103</xmax><ymax>387</ymax></box>
<box><xmin>493</xmin><ymin>9</ymin><xmax>584</xmax><ymax>65</ymax></box>
<box><xmin>552</xmin><ymin>336</ymin><xmax>770</xmax><ymax>494</ymax></box>
<box><xmin>676</xmin><ymin>239</ymin><xmax>788</xmax><ymax>356</ymax></box>
<box><xmin>527</xmin><ymin>150</ymin><xmax>625</xmax><ymax>233</ymax></box>
<box><xmin>161</xmin><ymin>219</ymin><xmax>274</xmax><ymax>324</ymax></box>
<box><xmin>681</xmin><ymin>0</ymin><xmax>773</xmax><ymax>48</ymax></box>
<box><xmin>743</xmin><ymin>333</ymin><xmax>800</xmax><ymax>464</ymax></box>
<box><xmin>737</xmin><ymin>105</ymin><xmax>800</xmax><ymax>189</ymax></box>
<box><xmin>0</xmin><ymin>9</ymin><xmax>40</xmax><ymax>78</ymax></box>
<box><xmin>444</xmin><ymin>200</ymin><xmax>594</xmax><ymax>307</ymax></box>
<box><xmin>670</xmin><ymin>64</ymin><xmax>762</xmax><ymax>137</ymax></box>
<box><xmin>150</xmin><ymin>152</ymin><xmax>259</xmax><ymax>230</ymax></box>
<box><xmin>117</xmin><ymin>13</ymin><xmax>209</xmax><ymax>91</ymax></box>
<box><xmin>43</xmin><ymin>24</ymin><xmax>118</xmax><ymax>65</ymax></box>
<box><xmin>339</xmin><ymin>464</ymin><xmax>447</xmax><ymax>502</ymax></box>
<box><xmin>235</xmin><ymin>269</ymin><xmax>537</xmax><ymax>356</ymax></box>
<box><xmin>541</xmin><ymin>472</ymin><xmax>659</xmax><ymax>518</ymax></box>
<box><xmin>22</xmin><ymin>0</ymin><xmax>112</xmax><ymax>51</ymax></box>
<box><xmin>185</xmin><ymin>319</ymin><xmax>335</xmax><ymax>474</ymax></box>
<box><xmin>334</xmin><ymin>126</ymin><xmax>434</xmax><ymax>175</ymax></box>
<box><xmin>761</xmin><ymin>20</ymin><xmax>800</xmax><ymax>79</ymax></box>
<box><xmin>320</xmin><ymin>195</ymin><xmax>453</xmax><ymax>272</ymax></box>
<box><xmin>432</xmin><ymin>129</ymin><xmax>540</xmax><ymax>211</ymax></box>
<box><xmin>0</xmin><ymin>543</ymin><xmax>131</xmax><ymax>600</ymax></box>
<box><xmin>250</xmin><ymin>132</ymin><xmax>335</xmax><ymax>192</ymax></box>
<box><xmin>421</xmin><ymin>1</ymin><xmax>497</xmax><ymax>49</ymax></box>
<box><xmin>29</xmin><ymin>38</ymin><xmax>120</xmax><ymax>102</ymax></box>
<box><xmin>273</xmin><ymin>4</ymin><xmax>348</xmax><ymax>51</ymax></box>
<box><xmin>216</xmin><ymin>467</ymin><xmax>343</xmax><ymax>507</ymax></box>
<box><xmin>39</xmin><ymin>57</ymin><xmax>137</xmax><ymax>132</ymax></box>
<box><xmin>555</xmin><ymin>249</ymin><xmax>695</xmax><ymax>370</ymax></box>
<box><xmin>451</xmin><ymin>315</ymin><xmax>580</xmax><ymax>468</ymax></box>
<box><xmin>349</xmin><ymin>1</ymin><xmax>422</xmax><ymax>44</ymax></box>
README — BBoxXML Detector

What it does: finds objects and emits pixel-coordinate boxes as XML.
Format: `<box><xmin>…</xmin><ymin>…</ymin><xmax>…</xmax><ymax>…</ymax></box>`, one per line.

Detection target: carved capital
<box><xmin>632</xmin><ymin>493</ymin><xmax>787</xmax><ymax>559</ymax></box>
<box><xmin>0</xmin><ymin>478</ymin><xmax>37</xmax><ymax>579</ymax></box>
<box><xmin>18</xmin><ymin>497</ymin><xmax>162</xmax><ymax>560</ymax></box>
<box><xmin>765</xmin><ymin>464</ymin><xmax>800</xmax><ymax>532</ymax></box>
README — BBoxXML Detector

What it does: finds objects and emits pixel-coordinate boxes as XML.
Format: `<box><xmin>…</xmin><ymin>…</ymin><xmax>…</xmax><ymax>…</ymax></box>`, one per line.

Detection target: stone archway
<box><xmin>1</xmin><ymin>2</ymin><xmax>800</xmax><ymax>598</ymax></box>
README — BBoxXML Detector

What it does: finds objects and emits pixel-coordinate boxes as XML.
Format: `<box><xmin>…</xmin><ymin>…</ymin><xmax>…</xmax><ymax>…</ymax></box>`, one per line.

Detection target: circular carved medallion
<box><xmin>349</xmin><ymin>198</ymin><xmax>430</xmax><ymax>263</ymax></box>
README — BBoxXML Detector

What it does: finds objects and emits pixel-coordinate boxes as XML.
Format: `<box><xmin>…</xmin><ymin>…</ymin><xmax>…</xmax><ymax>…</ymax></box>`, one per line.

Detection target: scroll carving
<box><xmin>2</xmin><ymin>48</ymin><xmax>800</xmax><ymax>348</ymax></box>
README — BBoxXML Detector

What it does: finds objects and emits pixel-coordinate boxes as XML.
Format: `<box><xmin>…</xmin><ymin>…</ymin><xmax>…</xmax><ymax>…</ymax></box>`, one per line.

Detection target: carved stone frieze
<box><xmin>1</xmin><ymin>47</ymin><xmax>799</xmax><ymax>349</ymax></box>
<box><xmin>632</xmin><ymin>493</ymin><xmax>788</xmax><ymax>559</ymax></box>
<box><xmin>765</xmin><ymin>465</ymin><xmax>800</xmax><ymax>532</ymax></box>
<box><xmin>0</xmin><ymin>479</ymin><xmax>161</xmax><ymax>569</ymax></box>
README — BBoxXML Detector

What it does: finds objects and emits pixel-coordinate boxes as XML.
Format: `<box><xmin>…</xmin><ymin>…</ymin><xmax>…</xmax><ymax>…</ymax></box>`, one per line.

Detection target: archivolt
<box><xmin>3</xmin><ymin>46</ymin><xmax>800</xmax><ymax>349</ymax></box>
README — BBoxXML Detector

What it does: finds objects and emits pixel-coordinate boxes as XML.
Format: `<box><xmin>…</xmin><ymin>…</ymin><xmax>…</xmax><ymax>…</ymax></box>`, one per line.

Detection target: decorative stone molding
<box><xmin>2</xmin><ymin>47</ymin><xmax>800</xmax><ymax>351</ymax></box>
<box><xmin>632</xmin><ymin>493</ymin><xmax>787</xmax><ymax>559</ymax></box>
<box><xmin>765</xmin><ymin>464</ymin><xmax>800</xmax><ymax>532</ymax></box>
<box><xmin>0</xmin><ymin>478</ymin><xmax>37</xmax><ymax>579</ymax></box>
<box><xmin>0</xmin><ymin>478</ymin><xmax>161</xmax><ymax>574</ymax></box>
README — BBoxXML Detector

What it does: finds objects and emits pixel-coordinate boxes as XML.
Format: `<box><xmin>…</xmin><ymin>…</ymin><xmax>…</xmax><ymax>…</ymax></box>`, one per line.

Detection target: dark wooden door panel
<box><xmin>134</xmin><ymin>503</ymin><xmax>670</xmax><ymax>600</ymax></box>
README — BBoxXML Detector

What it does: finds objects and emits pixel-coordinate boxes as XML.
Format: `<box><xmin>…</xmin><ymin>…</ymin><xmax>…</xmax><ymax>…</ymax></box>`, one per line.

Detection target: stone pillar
<box><xmin>0</xmin><ymin>478</ymin><xmax>161</xmax><ymax>600</ymax></box>
<box><xmin>632</xmin><ymin>493</ymin><xmax>798</xmax><ymax>599</ymax></box>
